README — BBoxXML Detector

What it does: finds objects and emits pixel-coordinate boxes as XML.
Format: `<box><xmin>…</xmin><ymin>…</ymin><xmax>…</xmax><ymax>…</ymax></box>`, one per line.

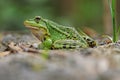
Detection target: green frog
<box><xmin>24</xmin><ymin>16</ymin><xmax>96</xmax><ymax>49</ymax></box>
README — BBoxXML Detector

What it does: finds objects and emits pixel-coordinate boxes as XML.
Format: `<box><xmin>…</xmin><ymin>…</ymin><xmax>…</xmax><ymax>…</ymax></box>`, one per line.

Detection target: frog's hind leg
<box><xmin>52</xmin><ymin>40</ymin><xmax>87</xmax><ymax>49</ymax></box>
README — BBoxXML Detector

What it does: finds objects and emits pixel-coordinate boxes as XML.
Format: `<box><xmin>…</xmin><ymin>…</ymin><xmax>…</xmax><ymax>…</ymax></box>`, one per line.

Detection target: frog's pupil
<box><xmin>36</xmin><ymin>16</ymin><xmax>41</xmax><ymax>20</ymax></box>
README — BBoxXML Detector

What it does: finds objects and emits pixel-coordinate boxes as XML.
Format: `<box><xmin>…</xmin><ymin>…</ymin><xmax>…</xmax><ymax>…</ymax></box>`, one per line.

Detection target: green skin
<box><xmin>24</xmin><ymin>16</ymin><xmax>96</xmax><ymax>49</ymax></box>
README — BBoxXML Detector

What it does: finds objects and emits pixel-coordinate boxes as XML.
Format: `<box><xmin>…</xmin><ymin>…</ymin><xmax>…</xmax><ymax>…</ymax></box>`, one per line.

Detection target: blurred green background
<box><xmin>0</xmin><ymin>0</ymin><xmax>118</xmax><ymax>34</ymax></box>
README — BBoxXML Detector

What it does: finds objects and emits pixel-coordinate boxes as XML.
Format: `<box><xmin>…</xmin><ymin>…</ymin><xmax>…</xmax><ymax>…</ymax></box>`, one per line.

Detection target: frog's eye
<box><xmin>34</xmin><ymin>16</ymin><xmax>41</xmax><ymax>23</ymax></box>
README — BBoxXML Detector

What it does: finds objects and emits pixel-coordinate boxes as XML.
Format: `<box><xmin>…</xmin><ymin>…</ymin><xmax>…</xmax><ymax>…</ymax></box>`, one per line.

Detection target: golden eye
<box><xmin>34</xmin><ymin>16</ymin><xmax>41</xmax><ymax>23</ymax></box>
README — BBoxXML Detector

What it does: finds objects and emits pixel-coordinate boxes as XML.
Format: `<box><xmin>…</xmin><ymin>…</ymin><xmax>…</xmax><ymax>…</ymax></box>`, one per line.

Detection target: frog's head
<box><xmin>24</xmin><ymin>16</ymin><xmax>46</xmax><ymax>30</ymax></box>
<box><xmin>24</xmin><ymin>16</ymin><xmax>50</xmax><ymax>41</ymax></box>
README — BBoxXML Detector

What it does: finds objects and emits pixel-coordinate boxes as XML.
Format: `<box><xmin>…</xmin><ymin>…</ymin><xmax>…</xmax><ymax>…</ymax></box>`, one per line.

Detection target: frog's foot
<box><xmin>52</xmin><ymin>40</ymin><xmax>88</xmax><ymax>49</ymax></box>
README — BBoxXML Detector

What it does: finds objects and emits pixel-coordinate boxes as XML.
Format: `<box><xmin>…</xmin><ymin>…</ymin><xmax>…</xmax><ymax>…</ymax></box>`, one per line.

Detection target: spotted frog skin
<box><xmin>24</xmin><ymin>16</ymin><xmax>96</xmax><ymax>49</ymax></box>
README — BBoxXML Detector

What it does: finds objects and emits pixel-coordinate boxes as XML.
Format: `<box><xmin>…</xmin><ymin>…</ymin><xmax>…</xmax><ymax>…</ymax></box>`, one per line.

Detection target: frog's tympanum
<box><xmin>24</xmin><ymin>16</ymin><xmax>96</xmax><ymax>49</ymax></box>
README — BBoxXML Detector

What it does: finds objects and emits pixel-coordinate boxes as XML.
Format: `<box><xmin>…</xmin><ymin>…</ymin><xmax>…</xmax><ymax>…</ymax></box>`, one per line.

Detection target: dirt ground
<box><xmin>0</xmin><ymin>32</ymin><xmax>120</xmax><ymax>80</ymax></box>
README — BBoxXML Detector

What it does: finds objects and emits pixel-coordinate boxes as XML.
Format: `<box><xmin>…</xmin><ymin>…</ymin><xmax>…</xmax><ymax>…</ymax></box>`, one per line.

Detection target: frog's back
<box><xmin>44</xmin><ymin>19</ymin><xmax>87</xmax><ymax>44</ymax></box>
<box><xmin>43</xmin><ymin>19</ymin><xmax>68</xmax><ymax>41</ymax></box>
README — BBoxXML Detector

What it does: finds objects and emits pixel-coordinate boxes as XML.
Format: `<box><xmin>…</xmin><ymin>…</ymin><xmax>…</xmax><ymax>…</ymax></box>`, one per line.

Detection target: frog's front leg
<box><xmin>39</xmin><ymin>38</ymin><xmax>53</xmax><ymax>49</ymax></box>
<box><xmin>52</xmin><ymin>40</ymin><xmax>88</xmax><ymax>49</ymax></box>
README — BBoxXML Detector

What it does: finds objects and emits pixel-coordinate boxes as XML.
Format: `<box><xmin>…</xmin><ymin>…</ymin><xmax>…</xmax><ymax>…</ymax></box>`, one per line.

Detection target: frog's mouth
<box><xmin>25</xmin><ymin>25</ymin><xmax>39</xmax><ymax>30</ymax></box>
<box><xmin>24</xmin><ymin>22</ymin><xmax>39</xmax><ymax>30</ymax></box>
